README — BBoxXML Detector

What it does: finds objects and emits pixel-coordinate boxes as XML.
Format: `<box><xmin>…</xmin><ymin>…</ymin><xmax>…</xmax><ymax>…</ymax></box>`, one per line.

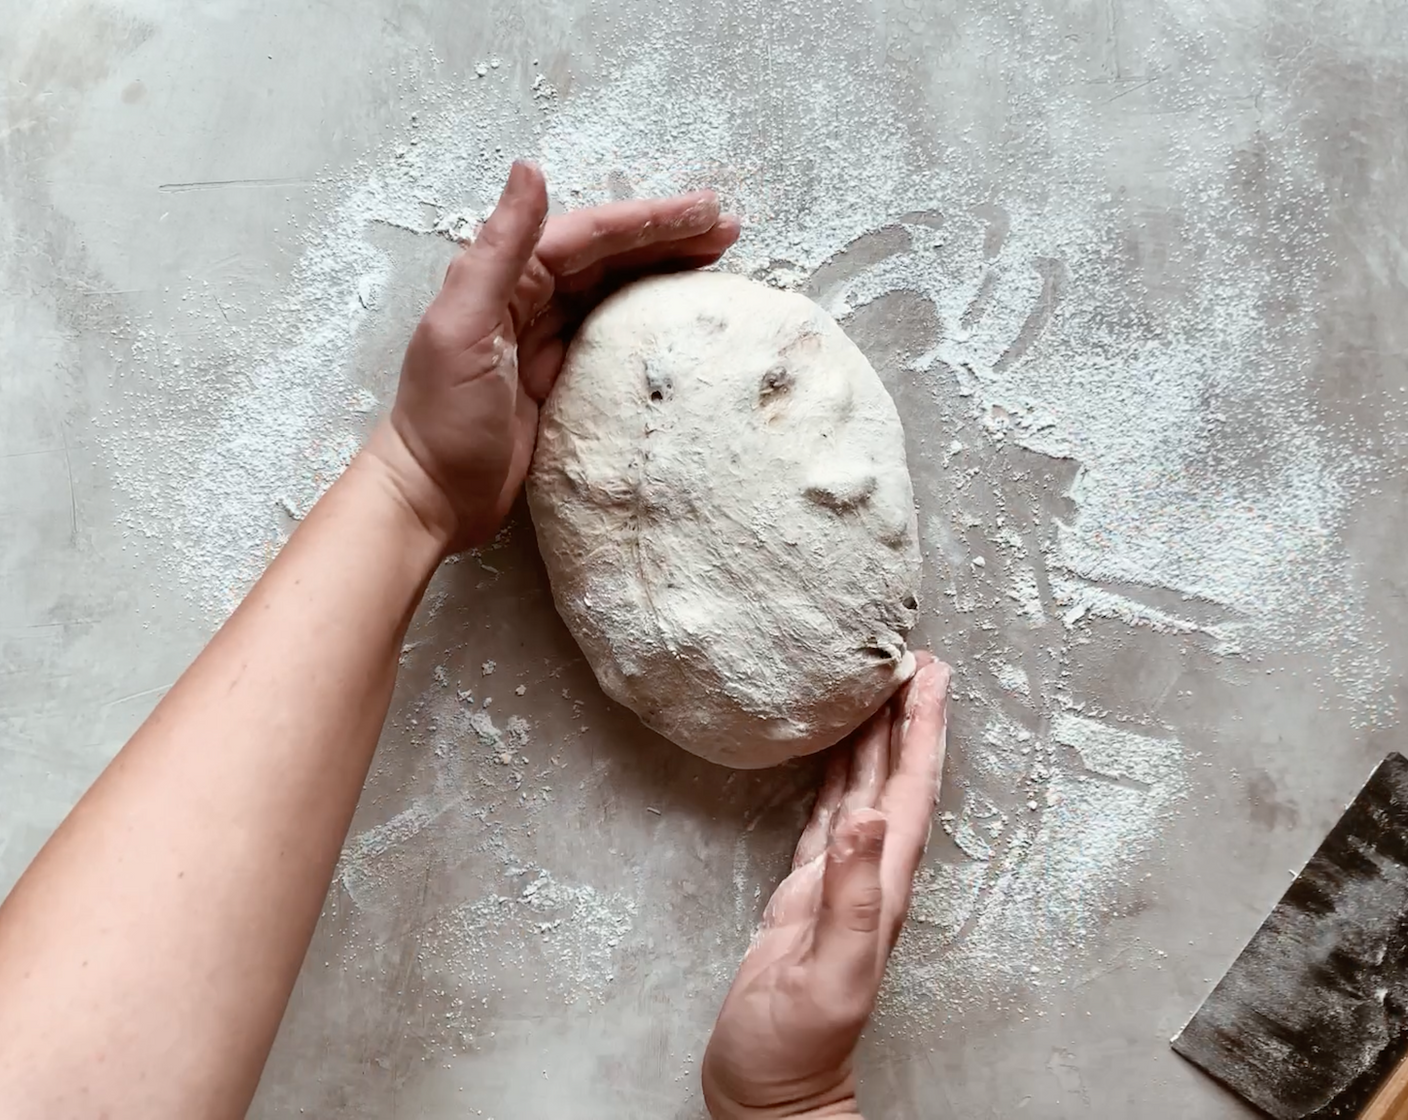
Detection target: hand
<box><xmin>701</xmin><ymin>655</ymin><xmax>952</xmax><ymax>1120</ymax></box>
<box><xmin>368</xmin><ymin>160</ymin><xmax>741</xmax><ymax>551</ymax></box>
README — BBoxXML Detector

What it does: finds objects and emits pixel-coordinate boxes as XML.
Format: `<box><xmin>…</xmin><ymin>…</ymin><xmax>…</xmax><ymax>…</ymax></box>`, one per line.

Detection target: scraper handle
<box><xmin>1361</xmin><ymin>1054</ymin><xmax>1408</xmax><ymax>1119</ymax></box>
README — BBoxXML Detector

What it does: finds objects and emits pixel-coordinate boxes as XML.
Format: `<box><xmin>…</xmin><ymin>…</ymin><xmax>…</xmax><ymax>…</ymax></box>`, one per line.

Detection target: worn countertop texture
<box><xmin>5</xmin><ymin>0</ymin><xmax>1408</xmax><ymax>1115</ymax></box>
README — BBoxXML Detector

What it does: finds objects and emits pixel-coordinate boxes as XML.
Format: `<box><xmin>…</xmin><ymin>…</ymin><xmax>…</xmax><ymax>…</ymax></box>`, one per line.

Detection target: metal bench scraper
<box><xmin>1173</xmin><ymin>752</ymin><xmax>1408</xmax><ymax>1119</ymax></box>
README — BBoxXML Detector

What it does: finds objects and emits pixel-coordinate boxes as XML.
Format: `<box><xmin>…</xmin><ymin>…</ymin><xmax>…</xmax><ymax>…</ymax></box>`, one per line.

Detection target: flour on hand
<box><xmin>527</xmin><ymin>272</ymin><xmax>922</xmax><ymax>768</ymax></box>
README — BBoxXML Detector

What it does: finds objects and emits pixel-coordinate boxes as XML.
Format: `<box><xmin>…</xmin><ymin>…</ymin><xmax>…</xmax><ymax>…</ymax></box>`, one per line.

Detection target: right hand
<box><xmin>369</xmin><ymin>161</ymin><xmax>740</xmax><ymax>553</ymax></box>
<box><xmin>701</xmin><ymin>655</ymin><xmax>952</xmax><ymax>1120</ymax></box>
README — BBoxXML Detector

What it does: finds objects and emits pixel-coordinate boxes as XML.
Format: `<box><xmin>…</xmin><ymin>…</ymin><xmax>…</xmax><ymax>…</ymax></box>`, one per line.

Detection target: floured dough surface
<box><xmin>527</xmin><ymin>272</ymin><xmax>921</xmax><ymax>768</ymax></box>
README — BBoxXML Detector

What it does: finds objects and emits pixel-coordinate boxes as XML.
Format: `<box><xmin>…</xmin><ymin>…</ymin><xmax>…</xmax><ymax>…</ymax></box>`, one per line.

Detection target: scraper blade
<box><xmin>1173</xmin><ymin>753</ymin><xmax>1408</xmax><ymax>1119</ymax></box>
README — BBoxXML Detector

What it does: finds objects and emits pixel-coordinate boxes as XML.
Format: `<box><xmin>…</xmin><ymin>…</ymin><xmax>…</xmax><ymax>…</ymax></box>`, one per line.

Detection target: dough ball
<box><xmin>527</xmin><ymin>271</ymin><xmax>921</xmax><ymax>769</ymax></box>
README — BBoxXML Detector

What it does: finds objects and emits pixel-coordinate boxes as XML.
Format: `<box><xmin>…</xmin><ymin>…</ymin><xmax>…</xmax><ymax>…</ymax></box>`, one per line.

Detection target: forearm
<box><xmin>0</xmin><ymin>426</ymin><xmax>447</xmax><ymax>1119</ymax></box>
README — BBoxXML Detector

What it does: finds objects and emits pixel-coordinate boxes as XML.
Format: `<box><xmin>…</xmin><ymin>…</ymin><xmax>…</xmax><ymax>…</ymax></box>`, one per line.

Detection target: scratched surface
<box><xmin>6</xmin><ymin>1</ymin><xmax>1408</xmax><ymax>1118</ymax></box>
<box><xmin>1175</xmin><ymin>753</ymin><xmax>1408</xmax><ymax>1119</ymax></box>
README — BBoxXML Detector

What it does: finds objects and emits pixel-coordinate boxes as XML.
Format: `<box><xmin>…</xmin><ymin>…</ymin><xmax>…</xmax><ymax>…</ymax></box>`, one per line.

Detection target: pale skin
<box><xmin>0</xmin><ymin>161</ymin><xmax>952</xmax><ymax>1120</ymax></box>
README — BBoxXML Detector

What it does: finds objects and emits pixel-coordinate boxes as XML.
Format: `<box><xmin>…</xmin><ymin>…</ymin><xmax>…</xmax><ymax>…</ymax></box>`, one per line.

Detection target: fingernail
<box><xmin>678</xmin><ymin>191</ymin><xmax>721</xmax><ymax>226</ymax></box>
<box><xmin>503</xmin><ymin>159</ymin><xmax>541</xmax><ymax>196</ymax></box>
<box><xmin>854</xmin><ymin>815</ymin><xmax>887</xmax><ymax>857</ymax></box>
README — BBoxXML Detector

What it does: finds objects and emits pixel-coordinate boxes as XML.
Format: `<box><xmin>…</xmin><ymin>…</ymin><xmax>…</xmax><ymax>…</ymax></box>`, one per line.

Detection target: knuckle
<box><xmin>826</xmin><ymin>987</ymin><xmax>878</xmax><ymax>1032</ymax></box>
<box><xmin>416</xmin><ymin>309</ymin><xmax>462</xmax><ymax>355</ymax></box>
<box><xmin>524</xmin><ymin>253</ymin><xmax>551</xmax><ymax>285</ymax></box>
<box><xmin>823</xmin><ymin>883</ymin><xmax>883</xmax><ymax>934</ymax></box>
<box><xmin>512</xmin><ymin>261</ymin><xmax>555</xmax><ymax>319</ymax></box>
<box><xmin>444</xmin><ymin>249</ymin><xmax>475</xmax><ymax>284</ymax></box>
<box><xmin>778</xmin><ymin>961</ymin><xmax>817</xmax><ymax>1002</ymax></box>
<box><xmin>846</xmin><ymin>889</ymin><xmax>884</xmax><ymax>933</ymax></box>
<box><xmin>529</xmin><ymin>259</ymin><xmax>556</xmax><ymax>301</ymax></box>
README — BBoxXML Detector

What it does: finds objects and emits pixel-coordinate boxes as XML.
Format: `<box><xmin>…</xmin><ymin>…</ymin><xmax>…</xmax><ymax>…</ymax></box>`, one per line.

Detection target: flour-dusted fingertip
<box><xmin>503</xmin><ymin>158</ymin><xmax>545</xmax><ymax>198</ymax></box>
<box><xmin>673</xmin><ymin>190</ymin><xmax>722</xmax><ymax>231</ymax></box>
<box><xmin>464</xmin><ymin>161</ymin><xmax>550</xmax><ymax>305</ymax></box>
<box><xmin>901</xmin><ymin>660</ymin><xmax>930</xmax><ymax>722</ymax></box>
<box><xmin>932</xmin><ymin>658</ymin><xmax>953</xmax><ymax>698</ymax></box>
<box><xmin>895</xmin><ymin>657</ymin><xmax>950</xmax><ymax>796</ymax></box>
<box><xmin>907</xmin><ymin>656</ymin><xmax>951</xmax><ymax>714</ymax></box>
<box><xmin>929</xmin><ymin>660</ymin><xmax>954</xmax><ymax>731</ymax></box>
<box><xmin>932</xmin><ymin>661</ymin><xmax>953</xmax><ymax>795</ymax></box>
<box><xmin>490</xmin><ymin>160</ymin><xmax>548</xmax><ymax>228</ymax></box>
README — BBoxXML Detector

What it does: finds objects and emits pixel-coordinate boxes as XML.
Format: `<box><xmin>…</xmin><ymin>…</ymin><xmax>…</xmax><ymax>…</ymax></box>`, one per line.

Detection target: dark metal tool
<box><xmin>1173</xmin><ymin>753</ymin><xmax>1408</xmax><ymax>1119</ymax></box>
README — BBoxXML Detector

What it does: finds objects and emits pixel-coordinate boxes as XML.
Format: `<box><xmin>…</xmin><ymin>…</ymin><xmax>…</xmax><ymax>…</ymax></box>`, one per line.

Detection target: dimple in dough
<box><xmin>527</xmin><ymin>271</ymin><xmax>922</xmax><ymax>769</ymax></box>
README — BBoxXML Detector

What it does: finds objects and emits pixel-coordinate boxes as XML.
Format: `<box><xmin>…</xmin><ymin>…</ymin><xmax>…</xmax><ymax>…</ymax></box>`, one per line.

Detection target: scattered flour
<box><xmin>334</xmin><ymin>694</ymin><xmax>636</xmax><ymax>1021</ymax></box>
<box><xmin>97</xmin><ymin>10</ymin><xmax>1388</xmax><ymax>1038</ymax></box>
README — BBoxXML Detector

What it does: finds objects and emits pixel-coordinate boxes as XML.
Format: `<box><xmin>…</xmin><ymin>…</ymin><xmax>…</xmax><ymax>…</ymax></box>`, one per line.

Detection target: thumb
<box><xmin>447</xmin><ymin>160</ymin><xmax>548</xmax><ymax>307</ymax></box>
<box><xmin>810</xmin><ymin>809</ymin><xmax>887</xmax><ymax>992</ymax></box>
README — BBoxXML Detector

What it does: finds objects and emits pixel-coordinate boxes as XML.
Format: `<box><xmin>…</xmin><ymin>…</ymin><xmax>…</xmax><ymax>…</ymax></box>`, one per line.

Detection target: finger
<box><xmin>539</xmin><ymin>250</ymin><xmax>736</xmax><ymax>347</ymax></box>
<box><xmin>588</xmin><ymin>249</ymin><xmax>737</xmax><ymax>295</ymax></box>
<box><xmin>517</xmin><ymin>245</ymin><xmax>734</xmax><ymax>403</ymax></box>
<box><xmin>519</xmin><ymin>336</ymin><xmax>568</xmax><ymax>404</ymax></box>
<box><xmin>809</xmin><ymin>809</ymin><xmax>887</xmax><ymax>993</ymax></box>
<box><xmin>795</xmin><ymin>749</ymin><xmax>850</xmax><ymax>869</ymax></box>
<box><xmin>883</xmin><ymin>655</ymin><xmax>948</xmax><ymax>807</ymax></box>
<box><xmin>537</xmin><ymin>191</ymin><xmax>724</xmax><ymax>276</ymax></box>
<box><xmin>517</xmin><ymin>301</ymin><xmax>572</xmax><ymax>369</ymax></box>
<box><xmin>508</xmin><ymin>254</ymin><xmax>555</xmax><ymax>335</ymax></box>
<box><xmin>890</xmin><ymin>650</ymin><xmax>935</xmax><ymax>780</ymax></box>
<box><xmin>494</xmin><ymin>389</ymin><xmax>539</xmax><ymax>523</ymax></box>
<box><xmin>840</xmin><ymin>704</ymin><xmax>891</xmax><ymax>820</ymax></box>
<box><xmin>518</xmin><ymin>223</ymin><xmax>739</xmax><ymax>402</ymax></box>
<box><xmin>553</xmin><ymin>216</ymin><xmax>741</xmax><ymax>295</ymax></box>
<box><xmin>445</xmin><ymin>161</ymin><xmax>549</xmax><ymax>309</ymax></box>
<box><xmin>877</xmin><ymin>659</ymin><xmax>951</xmax><ymax>935</ymax></box>
<box><xmin>761</xmin><ymin>857</ymin><xmax>824</xmax><ymax>931</ymax></box>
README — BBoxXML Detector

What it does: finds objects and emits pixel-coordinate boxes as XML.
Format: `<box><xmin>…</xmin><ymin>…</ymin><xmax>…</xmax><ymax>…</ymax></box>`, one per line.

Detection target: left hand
<box><xmin>369</xmin><ymin>160</ymin><xmax>741</xmax><ymax>551</ymax></box>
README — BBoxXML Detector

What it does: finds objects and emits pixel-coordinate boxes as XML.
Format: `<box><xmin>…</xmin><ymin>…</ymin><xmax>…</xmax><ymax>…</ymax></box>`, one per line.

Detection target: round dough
<box><xmin>527</xmin><ymin>272</ymin><xmax>921</xmax><ymax>769</ymax></box>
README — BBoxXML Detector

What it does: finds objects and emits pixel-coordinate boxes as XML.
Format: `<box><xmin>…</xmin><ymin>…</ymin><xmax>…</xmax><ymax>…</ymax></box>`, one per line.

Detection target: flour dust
<box><xmin>334</xmin><ymin>694</ymin><xmax>637</xmax><ymax>1014</ymax></box>
<box><xmin>98</xmin><ymin>2</ymin><xmax>1383</xmax><ymax>1041</ymax></box>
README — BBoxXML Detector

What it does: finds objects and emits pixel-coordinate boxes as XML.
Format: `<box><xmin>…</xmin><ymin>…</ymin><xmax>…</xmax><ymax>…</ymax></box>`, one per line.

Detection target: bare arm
<box><xmin>0</xmin><ymin>162</ymin><xmax>739</xmax><ymax>1120</ymax></box>
<box><xmin>0</xmin><ymin>429</ymin><xmax>446</xmax><ymax>1117</ymax></box>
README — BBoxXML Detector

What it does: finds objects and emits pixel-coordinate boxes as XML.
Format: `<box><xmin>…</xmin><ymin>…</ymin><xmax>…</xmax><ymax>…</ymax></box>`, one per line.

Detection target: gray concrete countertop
<box><xmin>5</xmin><ymin>0</ymin><xmax>1406</xmax><ymax>1115</ymax></box>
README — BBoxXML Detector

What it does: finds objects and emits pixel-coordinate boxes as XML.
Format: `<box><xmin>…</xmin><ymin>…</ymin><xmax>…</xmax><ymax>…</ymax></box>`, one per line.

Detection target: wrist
<box><xmin>705</xmin><ymin>1107</ymin><xmax>862</xmax><ymax>1120</ymax></box>
<box><xmin>703</xmin><ymin>1083</ymin><xmax>862</xmax><ymax>1120</ymax></box>
<box><xmin>358</xmin><ymin>421</ymin><xmax>459</xmax><ymax>558</ymax></box>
